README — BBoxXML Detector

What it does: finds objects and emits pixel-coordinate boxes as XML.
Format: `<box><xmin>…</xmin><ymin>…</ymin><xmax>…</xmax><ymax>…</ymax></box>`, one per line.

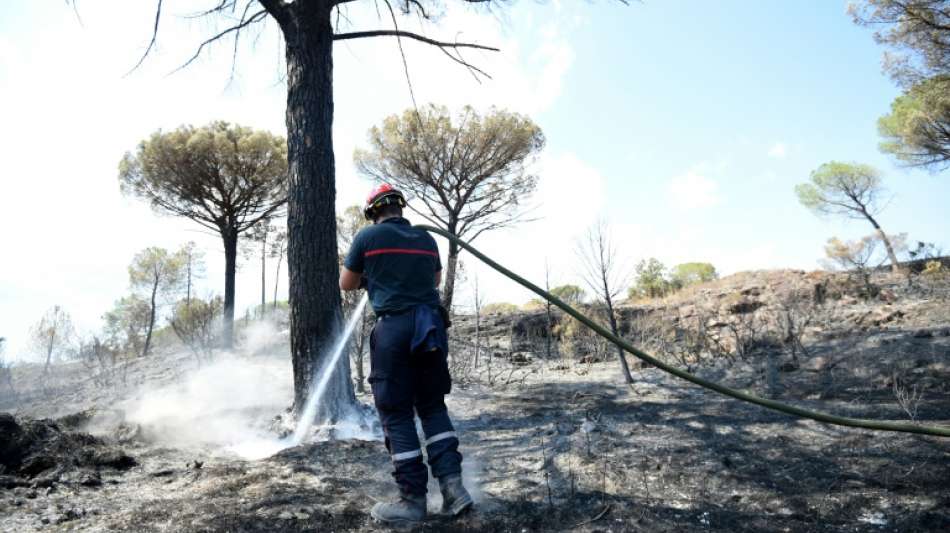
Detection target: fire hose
<box><xmin>418</xmin><ymin>224</ymin><xmax>950</xmax><ymax>438</ymax></box>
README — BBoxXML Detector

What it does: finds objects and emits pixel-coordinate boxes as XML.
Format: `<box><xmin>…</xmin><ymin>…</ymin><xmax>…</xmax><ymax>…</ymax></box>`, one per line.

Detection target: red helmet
<box><xmin>363</xmin><ymin>183</ymin><xmax>406</xmax><ymax>220</ymax></box>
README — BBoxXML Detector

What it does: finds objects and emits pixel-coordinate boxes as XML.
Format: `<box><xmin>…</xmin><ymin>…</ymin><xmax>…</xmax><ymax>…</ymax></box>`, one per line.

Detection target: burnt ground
<box><xmin>1</xmin><ymin>331</ymin><xmax>949</xmax><ymax>533</ymax></box>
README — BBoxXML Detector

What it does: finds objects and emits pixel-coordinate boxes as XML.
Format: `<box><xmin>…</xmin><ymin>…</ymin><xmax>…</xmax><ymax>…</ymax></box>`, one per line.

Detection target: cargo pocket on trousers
<box><xmin>417</xmin><ymin>348</ymin><xmax>451</xmax><ymax>396</ymax></box>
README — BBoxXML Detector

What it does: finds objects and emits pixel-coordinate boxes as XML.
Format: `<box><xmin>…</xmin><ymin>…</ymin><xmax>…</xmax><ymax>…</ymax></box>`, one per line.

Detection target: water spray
<box><xmin>228</xmin><ymin>293</ymin><xmax>370</xmax><ymax>459</ymax></box>
<box><xmin>290</xmin><ymin>292</ymin><xmax>370</xmax><ymax>445</ymax></box>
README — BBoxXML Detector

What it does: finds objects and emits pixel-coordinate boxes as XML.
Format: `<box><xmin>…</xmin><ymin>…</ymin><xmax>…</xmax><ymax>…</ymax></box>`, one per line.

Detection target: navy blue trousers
<box><xmin>369</xmin><ymin>309</ymin><xmax>462</xmax><ymax>496</ymax></box>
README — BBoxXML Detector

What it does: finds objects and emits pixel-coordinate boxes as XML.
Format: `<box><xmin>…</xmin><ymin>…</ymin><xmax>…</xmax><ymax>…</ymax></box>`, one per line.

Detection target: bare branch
<box><xmin>170</xmin><ymin>9</ymin><xmax>269</xmax><ymax>75</ymax></box>
<box><xmin>125</xmin><ymin>0</ymin><xmax>164</xmax><ymax>75</ymax></box>
<box><xmin>334</xmin><ymin>29</ymin><xmax>499</xmax><ymax>52</ymax></box>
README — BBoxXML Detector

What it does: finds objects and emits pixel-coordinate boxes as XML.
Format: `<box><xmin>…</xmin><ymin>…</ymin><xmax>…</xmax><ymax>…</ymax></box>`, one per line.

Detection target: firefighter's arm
<box><xmin>339</xmin><ymin>266</ymin><xmax>362</xmax><ymax>291</ymax></box>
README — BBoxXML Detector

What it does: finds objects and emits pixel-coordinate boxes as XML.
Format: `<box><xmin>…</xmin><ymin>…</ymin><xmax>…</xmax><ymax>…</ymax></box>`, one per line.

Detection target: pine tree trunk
<box><xmin>863</xmin><ymin>211</ymin><xmax>901</xmax><ymax>273</ymax></box>
<box><xmin>222</xmin><ymin>226</ymin><xmax>238</xmax><ymax>349</ymax></box>
<box><xmin>283</xmin><ymin>2</ymin><xmax>356</xmax><ymax>422</ymax></box>
<box><xmin>273</xmin><ymin>252</ymin><xmax>283</xmax><ymax>310</ymax></box>
<box><xmin>441</xmin><ymin>239</ymin><xmax>460</xmax><ymax>312</ymax></box>
<box><xmin>604</xmin><ymin>293</ymin><xmax>634</xmax><ymax>384</ymax></box>
<box><xmin>261</xmin><ymin>235</ymin><xmax>267</xmax><ymax>318</ymax></box>
<box><xmin>141</xmin><ymin>275</ymin><xmax>159</xmax><ymax>357</ymax></box>
<box><xmin>43</xmin><ymin>332</ymin><xmax>55</xmax><ymax>376</ymax></box>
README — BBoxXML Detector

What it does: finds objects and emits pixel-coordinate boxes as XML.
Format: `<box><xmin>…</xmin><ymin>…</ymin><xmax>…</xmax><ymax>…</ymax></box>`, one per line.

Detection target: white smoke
<box><xmin>121</xmin><ymin>353</ymin><xmax>292</xmax><ymax>450</ymax></box>
<box><xmin>106</xmin><ymin>300</ymin><xmax>382</xmax><ymax>461</ymax></box>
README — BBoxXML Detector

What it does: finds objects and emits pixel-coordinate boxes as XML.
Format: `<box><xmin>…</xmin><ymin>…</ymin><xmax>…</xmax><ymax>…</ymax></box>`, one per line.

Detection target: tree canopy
<box><xmin>878</xmin><ymin>75</ymin><xmax>950</xmax><ymax>170</ymax></box>
<box><xmin>797</xmin><ymin>161</ymin><xmax>902</xmax><ymax>272</ymax></box>
<box><xmin>549</xmin><ymin>284</ymin><xmax>587</xmax><ymax>305</ymax></box>
<box><xmin>30</xmin><ymin>306</ymin><xmax>75</xmax><ymax>376</ymax></box>
<box><xmin>669</xmin><ymin>262</ymin><xmax>718</xmax><ymax>289</ymax></box>
<box><xmin>850</xmin><ymin>0</ymin><xmax>950</xmax><ymax>86</ymax></box>
<box><xmin>120</xmin><ymin>121</ymin><xmax>288</xmax><ymax>347</ymax></box>
<box><xmin>355</xmin><ymin>104</ymin><xmax>545</xmax><ymax>311</ymax></box>
<box><xmin>795</xmin><ymin>162</ymin><xmax>885</xmax><ymax>220</ymax></box>
<box><xmin>631</xmin><ymin>258</ymin><xmax>669</xmax><ymax>299</ymax></box>
<box><xmin>128</xmin><ymin>247</ymin><xmax>185</xmax><ymax>358</ymax></box>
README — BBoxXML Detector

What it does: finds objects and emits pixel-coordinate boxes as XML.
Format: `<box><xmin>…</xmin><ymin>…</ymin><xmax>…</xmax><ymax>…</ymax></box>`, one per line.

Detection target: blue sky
<box><xmin>1</xmin><ymin>1</ymin><xmax>947</xmax><ymax>360</ymax></box>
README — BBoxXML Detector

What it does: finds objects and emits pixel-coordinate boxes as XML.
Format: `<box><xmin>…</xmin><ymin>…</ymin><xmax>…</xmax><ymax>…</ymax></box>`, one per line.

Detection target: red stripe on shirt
<box><xmin>364</xmin><ymin>248</ymin><xmax>438</xmax><ymax>258</ymax></box>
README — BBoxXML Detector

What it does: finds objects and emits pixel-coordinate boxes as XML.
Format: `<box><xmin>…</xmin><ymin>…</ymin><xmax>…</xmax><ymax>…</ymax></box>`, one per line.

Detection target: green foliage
<box><xmin>631</xmin><ymin>258</ymin><xmax>670</xmax><ymax>299</ymax></box>
<box><xmin>669</xmin><ymin>262</ymin><xmax>718</xmax><ymax>289</ymax></box>
<box><xmin>103</xmin><ymin>296</ymin><xmax>151</xmax><ymax>357</ymax></box>
<box><xmin>878</xmin><ymin>76</ymin><xmax>950</xmax><ymax>170</ymax></box>
<box><xmin>549</xmin><ymin>284</ymin><xmax>586</xmax><ymax>305</ymax></box>
<box><xmin>129</xmin><ymin>247</ymin><xmax>185</xmax><ymax>295</ymax></box>
<box><xmin>795</xmin><ymin>161</ymin><xmax>884</xmax><ymax>219</ymax></box>
<box><xmin>481</xmin><ymin>302</ymin><xmax>520</xmax><ymax>315</ymax></box>
<box><xmin>850</xmin><ymin>0</ymin><xmax>950</xmax><ymax>86</ymax></box>
<box><xmin>119</xmin><ymin>122</ymin><xmax>288</xmax><ymax>232</ymax></box>
<box><xmin>170</xmin><ymin>297</ymin><xmax>223</xmax><ymax>363</ymax></box>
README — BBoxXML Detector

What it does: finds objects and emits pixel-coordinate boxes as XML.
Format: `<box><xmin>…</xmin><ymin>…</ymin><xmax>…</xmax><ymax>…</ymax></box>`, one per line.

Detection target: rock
<box><xmin>79</xmin><ymin>473</ymin><xmax>102</xmax><ymax>487</ymax></box>
<box><xmin>93</xmin><ymin>450</ymin><xmax>137</xmax><ymax>470</ymax></box>
<box><xmin>878</xmin><ymin>289</ymin><xmax>898</xmax><ymax>303</ymax></box>
<box><xmin>19</xmin><ymin>456</ymin><xmax>56</xmax><ymax>478</ymax></box>
<box><xmin>912</xmin><ymin>328</ymin><xmax>934</xmax><ymax>338</ymax></box>
<box><xmin>24</xmin><ymin>489</ymin><xmax>37</xmax><ymax>499</ymax></box>
<box><xmin>872</xmin><ymin>308</ymin><xmax>904</xmax><ymax>326</ymax></box>
<box><xmin>509</xmin><ymin>352</ymin><xmax>532</xmax><ymax>365</ymax></box>
<box><xmin>294</xmin><ymin>512</ymin><xmax>310</xmax><ymax>520</ymax></box>
<box><xmin>278</xmin><ymin>511</ymin><xmax>294</xmax><ymax>520</ymax></box>
<box><xmin>727</xmin><ymin>299</ymin><xmax>763</xmax><ymax>315</ymax></box>
<box><xmin>0</xmin><ymin>475</ymin><xmax>23</xmax><ymax>489</ymax></box>
<box><xmin>738</xmin><ymin>285</ymin><xmax>761</xmax><ymax>296</ymax></box>
<box><xmin>778</xmin><ymin>361</ymin><xmax>799</xmax><ymax>372</ymax></box>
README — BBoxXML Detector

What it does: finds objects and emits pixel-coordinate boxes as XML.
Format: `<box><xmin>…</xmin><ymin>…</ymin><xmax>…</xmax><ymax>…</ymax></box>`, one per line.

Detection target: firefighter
<box><xmin>340</xmin><ymin>184</ymin><xmax>473</xmax><ymax>525</ymax></box>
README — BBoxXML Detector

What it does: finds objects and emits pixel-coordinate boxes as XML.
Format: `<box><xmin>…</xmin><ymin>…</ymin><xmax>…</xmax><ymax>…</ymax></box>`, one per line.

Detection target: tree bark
<box><xmin>141</xmin><ymin>274</ymin><xmax>159</xmax><ymax>357</ymax></box>
<box><xmin>355</xmin><ymin>308</ymin><xmax>367</xmax><ymax>394</ymax></box>
<box><xmin>863</xmin><ymin>212</ymin><xmax>901</xmax><ymax>273</ymax></box>
<box><xmin>273</xmin><ymin>251</ymin><xmax>283</xmax><ymax>310</ymax></box>
<box><xmin>603</xmin><ymin>291</ymin><xmax>634</xmax><ymax>384</ymax></box>
<box><xmin>43</xmin><ymin>331</ymin><xmax>55</xmax><ymax>376</ymax></box>
<box><xmin>441</xmin><ymin>238</ymin><xmax>460</xmax><ymax>312</ymax></box>
<box><xmin>283</xmin><ymin>1</ymin><xmax>356</xmax><ymax>422</ymax></box>
<box><xmin>261</xmin><ymin>234</ymin><xmax>267</xmax><ymax>318</ymax></box>
<box><xmin>222</xmin><ymin>225</ymin><xmax>239</xmax><ymax>349</ymax></box>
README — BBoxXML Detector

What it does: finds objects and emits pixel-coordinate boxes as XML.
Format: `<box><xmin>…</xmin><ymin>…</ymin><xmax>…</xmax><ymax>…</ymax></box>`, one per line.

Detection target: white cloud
<box><xmin>667</xmin><ymin>170</ymin><xmax>720</xmax><ymax>210</ymax></box>
<box><xmin>767</xmin><ymin>142</ymin><xmax>788</xmax><ymax>158</ymax></box>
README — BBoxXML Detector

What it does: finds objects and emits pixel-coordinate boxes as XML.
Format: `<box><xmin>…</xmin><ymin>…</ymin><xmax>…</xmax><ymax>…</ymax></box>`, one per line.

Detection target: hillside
<box><xmin>1</xmin><ymin>266</ymin><xmax>949</xmax><ymax>532</ymax></box>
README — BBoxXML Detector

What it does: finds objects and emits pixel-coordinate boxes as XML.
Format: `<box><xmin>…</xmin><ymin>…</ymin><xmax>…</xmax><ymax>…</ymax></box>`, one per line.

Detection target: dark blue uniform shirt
<box><xmin>343</xmin><ymin>217</ymin><xmax>442</xmax><ymax>314</ymax></box>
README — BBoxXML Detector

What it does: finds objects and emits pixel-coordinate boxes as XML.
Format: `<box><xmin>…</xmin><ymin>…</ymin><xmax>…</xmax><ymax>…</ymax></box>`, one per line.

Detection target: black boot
<box><xmin>439</xmin><ymin>474</ymin><xmax>473</xmax><ymax>516</ymax></box>
<box><xmin>370</xmin><ymin>493</ymin><xmax>427</xmax><ymax>525</ymax></box>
